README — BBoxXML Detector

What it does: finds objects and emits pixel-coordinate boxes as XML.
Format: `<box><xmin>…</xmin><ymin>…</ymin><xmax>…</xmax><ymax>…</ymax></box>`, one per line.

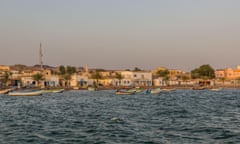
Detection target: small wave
<box><xmin>111</xmin><ymin>117</ymin><xmax>122</xmax><ymax>122</ymax></box>
<box><xmin>33</xmin><ymin>133</ymin><xmax>57</xmax><ymax>142</ymax></box>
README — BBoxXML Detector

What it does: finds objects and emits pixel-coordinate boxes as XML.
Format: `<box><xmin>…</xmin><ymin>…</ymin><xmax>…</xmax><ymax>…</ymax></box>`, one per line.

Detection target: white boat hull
<box><xmin>115</xmin><ymin>91</ymin><xmax>135</xmax><ymax>95</ymax></box>
<box><xmin>43</xmin><ymin>89</ymin><xmax>64</xmax><ymax>93</ymax></box>
<box><xmin>0</xmin><ymin>89</ymin><xmax>10</xmax><ymax>94</ymax></box>
<box><xmin>8</xmin><ymin>91</ymin><xmax>42</xmax><ymax>96</ymax></box>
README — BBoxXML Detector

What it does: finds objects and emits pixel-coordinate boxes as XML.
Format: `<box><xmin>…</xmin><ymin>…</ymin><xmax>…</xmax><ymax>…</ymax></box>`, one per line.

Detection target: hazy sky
<box><xmin>0</xmin><ymin>0</ymin><xmax>240</xmax><ymax>71</ymax></box>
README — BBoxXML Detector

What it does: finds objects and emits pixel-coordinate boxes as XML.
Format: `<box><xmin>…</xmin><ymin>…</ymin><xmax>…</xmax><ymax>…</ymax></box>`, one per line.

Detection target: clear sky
<box><xmin>0</xmin><ymin>0</ymin><xmax>240</xmax><ymax>71</ymax></box>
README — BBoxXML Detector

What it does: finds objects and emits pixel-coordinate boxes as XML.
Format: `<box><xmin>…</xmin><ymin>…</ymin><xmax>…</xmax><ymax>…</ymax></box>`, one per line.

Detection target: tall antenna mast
<box><xmin>39</xmin><ymin>42</ymin><xmax>43</xmax><ymax>70</ymax></box>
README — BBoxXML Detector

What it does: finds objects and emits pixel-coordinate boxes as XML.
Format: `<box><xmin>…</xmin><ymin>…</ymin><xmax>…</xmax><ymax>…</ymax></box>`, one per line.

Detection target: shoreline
<box><xmin>67</xmin><ymin>85</ymin><xmax>240</xmax><ymax>91</ymax></box>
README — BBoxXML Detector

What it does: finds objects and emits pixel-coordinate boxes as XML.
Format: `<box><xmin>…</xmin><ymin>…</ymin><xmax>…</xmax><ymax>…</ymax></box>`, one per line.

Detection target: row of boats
<box><xmin>115</xmin><ymin>87</ymin><xmax>223</xmax><ymax>95</ymax></box>
<box><xmin>1</xmin><ymin>87</ymin><xmax>223</xmax><ymax>96</ymax></box>
<box><xmin>0</xmin><ymin>88</ymin><xmax>64</xmax><ymax>96</ymax></box>
<box><xmin>115</xmin><ymin>88</ymin><xmax>175</xmax><ymax>95</ymax></box>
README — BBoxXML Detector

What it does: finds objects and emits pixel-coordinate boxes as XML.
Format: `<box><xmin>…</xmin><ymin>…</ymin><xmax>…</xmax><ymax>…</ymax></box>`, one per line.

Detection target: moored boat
<box><xmin>88</xmin><ymin>87</ymin><xmax>96</xmax><ymax>91</ymax></box>
<box><xmin>8</xmin><ymin>90</ymin><xmax>43</xmax><ymax>96</ymax></box>
<box><xmin>192</xmin><ymin>87</ymin><xmax>206</xmax><ymax>90</ymax></box>
<box><xmin>115</xmin><ymin>90</ymin><xmax>135</xmax><ymax>95</ymax></box>
<box><xmin>72</xmin><ymin>86</ymin><xmax>79</xmax><ymax>90</ymax></box>
<box><xmin>210</xmin><ymin>87</ymin><xmax>222</xmax><ymax>91</ymax></box>
<box><xmin>43</xmin><ymin>89</ymin><xmax>64</xmax><ymax>93</ymax></box>
<box><xmin>149</xmin><ymin>88</ymin><xmax>161</xmax><ymax>94</ymax></box>
<box><xmin>127</xmin><ymin>87</ymin><xmax>145</xmax><ymax>93</ymax></box>
<box><xmin>161</xmin><ymin>88</ymin><xmax>176</xmax><ymax>92</ymax></box>
<box><xmin>0</xmin><ymin>89</ymin><xmax>11</xmax><ymax>94</ymax></box>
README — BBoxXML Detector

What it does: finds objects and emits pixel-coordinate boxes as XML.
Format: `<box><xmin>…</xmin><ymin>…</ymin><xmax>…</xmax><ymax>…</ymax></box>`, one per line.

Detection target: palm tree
<box><xmin>235</xmin><ymin>77</ymin><xmax>240</xmax><ymax>86</ymax></box>
<box><xmin>32</xmin><ymin>73</ymin><xmax>44</xmax><ymax>87</ymax></box>
<box><xmin>91</xmin><ymin>72</ymin><xmax>102</xmax><ymax>88</ymax></box>
<box><xmin>163</xmin><ymin>76</ymin><xmax>170</xmax><ymax>86</ymax></box>
<box><xmin>156</xmin><ymin>69</ymin><xmax>170</xmax><ymax>86</ymax></box>
<box><xmin>2</xmin><ymin>71</ymin><xmax>12</xmax><ymax>87</ymax></box>
<box><xmin>63</xmin><ymin>74</ymin><xmax>72</xmax><ymax>88</ymax></box>
<box><xmin>181</xmin><ymin>75</ymin><xmax>190</xmax><ymax>86</ymax></box>
<box><xmin>58</xmin><ymin>65</ymin><xmax>76</xmax><ymax>87</ymax></box>
<box><xmin>133</xmin><ymin>67</ymin><xmax>142</xmax><ymax>72</ymax></box>
<box><xmin>115</xmin><ymin>73</ymin><xmax>124</xmax><ymax>87</ymax></box>
<box><xmin>220</xmin><ymin>77</ymin><xmax>226</xmax><ymax>86</ymax></box>
<box><xmin>59</xmin><ymin>65</ymin><xmax>66</xmax><ymax>75</ymax></box>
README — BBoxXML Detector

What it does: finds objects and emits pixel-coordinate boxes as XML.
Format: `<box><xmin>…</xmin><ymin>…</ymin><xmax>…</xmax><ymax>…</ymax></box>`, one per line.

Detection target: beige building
<box><xmin>70</xmin><ymin>74</ymin><xmax>88</xmax><ymax>88</ymax></box>
<box><xmin>0</xmin><ymin>65</ymin><xmax>10</xmax><ymax>71</ymax></box>
<box><xmin>215</xmin><ymin>65</ymin><xmax>240</xmax><ymax>80</ymax></box>
<box><xmin>113</xmin><ymin>71</ymin><xmax>152</xmax><ymax>87</ymax></box>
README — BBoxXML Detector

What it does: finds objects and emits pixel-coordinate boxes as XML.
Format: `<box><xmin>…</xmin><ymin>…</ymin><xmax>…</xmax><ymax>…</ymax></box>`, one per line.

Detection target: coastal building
<box><xmin>0</xmin><ymin>65</ymin><xmax>10</xmax><ymax>71</ymax></box>
<box><xmin>214</xmin><ymin>66</ymin><xmax>240</xmax><ymax>86</ymax></box>
<box><xmin>152</xmin><ymin>67</ymin><xmax>187</xmax><ymax>86</ymax></box>
<box><xmin>42</xmin><ymin>69</ymin><xmax>60</xmax><ymax>87</ymax></box>
<box><xmin>153</xmin><ymin>77</ymin><xmax>167</xmax><ymax>86</ymax></box>
<box><xmin>70</xmin><ymin>74</ymin><xmax>88</xmax><ymax>88</ymax></box>
<box><xmin>113</xmin><ymin>71</ymin><xmax>152</xmax><ymax>87</ymax></box>
<box><xmin>20</xmin><ymin>70</ymin><xmax>42</xmax><ymax>87</ymax></box>
<box><xmin>99</xmin><ymin>78</ymin><xmax>113</xmax><ymax>87</ymax></box>
<box><xmin>215</xmin><ymin>65</ymin><xmax>240</xmax><ymax>80</ymax></box>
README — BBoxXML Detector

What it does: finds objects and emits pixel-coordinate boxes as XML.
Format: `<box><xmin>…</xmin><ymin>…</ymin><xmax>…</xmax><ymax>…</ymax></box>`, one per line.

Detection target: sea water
<box><xmin>1</xmin><ymin>89</ymin><xmax>240</xmax><ymax>144</ymax></box>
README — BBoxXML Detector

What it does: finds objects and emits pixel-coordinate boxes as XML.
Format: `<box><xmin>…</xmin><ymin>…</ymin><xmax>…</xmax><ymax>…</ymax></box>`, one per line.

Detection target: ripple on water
<box><xmin>1</xmin><ymin>89</ymin><xmax>240</xmax><ymax>143</ymax></box>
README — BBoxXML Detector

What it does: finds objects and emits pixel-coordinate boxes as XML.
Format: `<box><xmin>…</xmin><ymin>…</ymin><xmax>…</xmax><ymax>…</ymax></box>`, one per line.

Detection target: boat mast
<box><xmin>39</xmin><ymin>42</ymin><xmax>43</xmax><ymax>70</ymax></box>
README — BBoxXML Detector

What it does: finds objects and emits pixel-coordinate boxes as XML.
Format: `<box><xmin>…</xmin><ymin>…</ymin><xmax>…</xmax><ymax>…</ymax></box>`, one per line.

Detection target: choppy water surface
<box><xmin>1</xmin><ymin>89</ymin><xmax>240</xmax><ymax>143</ymax></box>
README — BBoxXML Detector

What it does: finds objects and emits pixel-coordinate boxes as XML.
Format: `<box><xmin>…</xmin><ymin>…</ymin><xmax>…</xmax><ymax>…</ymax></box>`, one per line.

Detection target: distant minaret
<box><xmin>85</xmin><ymin>64</ymin><xmax>89</xmax><ymax>75</ymax></box>
<box><xmin>39</xmin><ymin>43</ymin><xmax>43</xmax><ymax>70</ymax></box>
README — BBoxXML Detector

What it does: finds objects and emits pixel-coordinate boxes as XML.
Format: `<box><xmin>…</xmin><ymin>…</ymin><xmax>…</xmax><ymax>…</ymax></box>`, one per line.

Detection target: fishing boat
<box><xmin>127</xmin><ymin>87</ymin><xmax>145</xmax><ymax>93</ymax></box>
<box><xmin>42</xmin><ymin>89</ymin><xmax>64</xmax><ymax>93</ymax></box>
<box><xmin>115</xmin><ymin>90</ymin><xmax>135</xmax><ymax>95</ymax></box>
<box><xmin>88</xmin><ymin>87</ymin><xmax>96</xmax><ymax>91</ymax></box>
<box><xmin>72</xmin><ymin>86</ymin><xmax>79</xmax><ymax>90</ymax></box>
<box><xmin>149</xmin><ymin>88</ymin><xmax>161</xmax><ymax>94</ymax></box>
<box><xmin>8</xmin><ymin>90</ymin><xmax>43</xmax><ymax>96</ymax></box>
<box><xmin>192</xmin><ymin>87</ymin><xmax>206</xmax><ymax>90</ymax></box>
<box><xmin>0</xmin><ymin>89</ymin><xmax>11</xmax><ymax>94</ymax></box>
<box><xmin>210</xmin><ymin>87</ymin><xmax>222</xmax><ymax>91</ymax></box>
<box><xmin>161</xmin><ymin>88</ymin><xmax>176</xmax><ymax>92</ymax></box>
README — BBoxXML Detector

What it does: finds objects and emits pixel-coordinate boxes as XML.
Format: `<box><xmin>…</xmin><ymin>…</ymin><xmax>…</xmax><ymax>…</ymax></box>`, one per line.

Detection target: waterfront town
<box><xmin>1</xmin><ymin>63</ymin><xmax>240</xmax><ymax>90</ymax></box>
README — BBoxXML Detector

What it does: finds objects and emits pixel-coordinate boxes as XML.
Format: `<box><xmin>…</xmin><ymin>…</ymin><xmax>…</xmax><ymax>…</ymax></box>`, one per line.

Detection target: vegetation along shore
<box><xmin>1</xmin><ymin>64</ymin><xmax>240</xmax><ymax>92</ymax></box>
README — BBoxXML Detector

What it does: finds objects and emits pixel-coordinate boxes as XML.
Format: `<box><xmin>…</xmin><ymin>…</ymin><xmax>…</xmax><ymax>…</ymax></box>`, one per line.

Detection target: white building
<box><xmin>70</xmin><ymin>74</ymin><xmax>88</xmax><ymax>87</ymax></box>
<box><xmin>114</xmin><ymin>71</ymin><xmax>152</xmax><ymax>87</ymax></box>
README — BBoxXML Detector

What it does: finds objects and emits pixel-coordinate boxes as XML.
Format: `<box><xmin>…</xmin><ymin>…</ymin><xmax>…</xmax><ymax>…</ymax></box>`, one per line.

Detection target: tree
<box><xmin>219</xmin><ymin>77</ymin><xmax>226</xmax><ymax>86</ymax></box>
<box><xmin>63</xmin><ymin>73</ymin><xmax>72</xmax><ymax>87</ymax></box>
<box><xmin>32</xmin><ymin>73</ymin><xmax>44</xmax><ymax>87</ymax></box>
<box><xmin>115</xmin><ymin>73</ymin><xmax>124</xmax><ymax>86</ymax></box>
<box><xmin>181</xmin><ymin>75</ymin><xmax>190</xmax><ymax>86</ymax></box>
<box><xmin>181</xmin><ymin>75</ymin><xmax>190</xmax><ymax>81</ymax></box>
<box><xmin>95</xmin><ymin>69</ymin><xmax>106</xmax><ymax>72</ymax></box>
<box><xmin>155</xmin><ymin>69</ymin><xmax>170</xmax><ymax>86</ymax></box>
<box><xmin>59</xmin><ymin>65</ymin><xmax>66</xmax><ymax>75</ymax></box>
<box><xmin>2</xmin><ymin>71</ymin><xmax>12</xmax><ymax>86</ymax></box>
<box><xmin>191</xmin><ymin>64</ymin><xmax>215</xmax><ymax>79</ymax></box>
<box><xmin>133</xmin><ymin>67</ymin><xmax>142</xmax><ymax>72</ymax></box>
<box><xmin>66</xmin><ymin>66</ymin><xmax>76</xmax><ymax>75</ymax></box>
<box><xmin>91</xmin><ymin>72</ymin><xmax>102</xmax><ymax>87</ymax></box>
<box><xmin>236</xmin><ymin>77</ymin><xmax>240</xmax><ymax>86</ymax></box>
<box><xmin>156</xmin><ymin>69</ymin><xmax>170</xmax><ymax>78</ymax></box>
<box><xmin>58</xmin><ymin>66</ymin><xmax>76</xmax><ymax>87</ymax></box>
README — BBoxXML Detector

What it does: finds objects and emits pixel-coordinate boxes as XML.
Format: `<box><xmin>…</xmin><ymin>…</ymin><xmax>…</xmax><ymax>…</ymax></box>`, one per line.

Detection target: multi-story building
<box><xmin>0</xmin><ymin>65</ymin><xmax>10</xmax><ymax>71</ymax></box>
<box><xmin>215</xmin><ymin>65</ymin><xmax>240</xmax><ymax>80</ymax></box>
<box><xmin>70</xmin><ymin>74</ymin><xmax>88</xmax><ymax>88</ymax></box>
<box><xmin>113</xmin><ymin>71</ymin><xmax>152</xmax><ymax>87</ymax></box>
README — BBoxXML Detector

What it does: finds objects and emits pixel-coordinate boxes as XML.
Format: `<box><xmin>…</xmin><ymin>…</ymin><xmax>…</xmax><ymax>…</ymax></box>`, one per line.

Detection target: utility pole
<box><xmin>39</xmin><ymin>42</ymin><xmax>43</xmax><ymax>70</ymax></box>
